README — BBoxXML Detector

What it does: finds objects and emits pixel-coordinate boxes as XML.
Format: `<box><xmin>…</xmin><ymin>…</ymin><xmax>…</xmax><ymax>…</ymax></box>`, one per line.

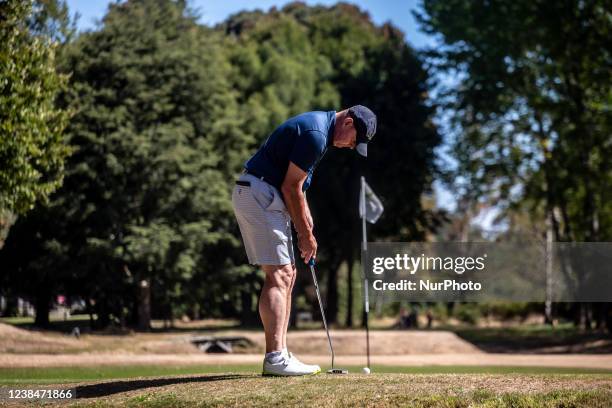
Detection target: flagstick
<box><xmin>360</xmin><ymin>176</ymin><xmax>370</xmax><ymax>369</ymax></box>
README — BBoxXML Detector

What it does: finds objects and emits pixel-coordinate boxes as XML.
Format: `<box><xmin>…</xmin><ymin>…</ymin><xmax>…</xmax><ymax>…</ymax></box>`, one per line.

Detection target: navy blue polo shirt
<box><xmin>245</xmin><ymin>111</ymin><xmax>336</xmax><ymax>192</ymax></box>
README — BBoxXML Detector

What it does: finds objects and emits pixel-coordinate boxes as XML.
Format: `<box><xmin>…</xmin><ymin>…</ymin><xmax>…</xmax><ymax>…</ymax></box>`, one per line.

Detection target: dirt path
<box><xmin>2</xmin><ymin>353</ymin><xmax>612</xmax><ymax>369</ymax></box>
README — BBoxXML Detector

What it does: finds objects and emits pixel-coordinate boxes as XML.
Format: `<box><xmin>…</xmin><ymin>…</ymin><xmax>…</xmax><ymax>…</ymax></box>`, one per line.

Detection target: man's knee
<box><xmin>263</xmin><ymin>264</ymin><xmax>295</xmax><ymax>290</ymax></box>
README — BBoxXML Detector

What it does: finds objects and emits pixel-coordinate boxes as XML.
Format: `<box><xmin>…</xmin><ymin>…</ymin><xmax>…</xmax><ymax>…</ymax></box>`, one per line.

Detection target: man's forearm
<box><xmin>304</xmin><ymin>193</ymin><xmax>313</xmax><ymax>229</ymax></box>
<box><xmin>282</xmin><ymin>186</ymin><xmax>312</xmax><ymax>237</ymax></box>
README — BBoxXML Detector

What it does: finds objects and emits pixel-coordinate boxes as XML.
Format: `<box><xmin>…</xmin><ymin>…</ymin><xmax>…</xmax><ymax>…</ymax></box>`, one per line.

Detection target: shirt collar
<box><xmin>326</xmin><ymin>111</ymin><xmax>336</xmax><ymax>148</ymax></box>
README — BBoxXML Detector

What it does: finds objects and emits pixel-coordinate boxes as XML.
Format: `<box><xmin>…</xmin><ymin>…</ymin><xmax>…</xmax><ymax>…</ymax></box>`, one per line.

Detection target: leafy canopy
<box><xmin>0</xmin><ymin>0</ymin><xmax>70</xmax><ymax>215</ymax></box>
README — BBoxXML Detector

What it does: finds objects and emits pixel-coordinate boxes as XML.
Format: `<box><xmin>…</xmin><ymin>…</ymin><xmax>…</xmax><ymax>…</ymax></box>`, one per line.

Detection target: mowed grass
<box><xmin>1</xmin><ymin>366</ymin><xmax>611</xmax><ymax>407</ymax></box>
<box><xmin>1</xmin><ymin>371</ymin><xmax>611</xmax><ymax>407</ymax></box>
<box><xmin>116</xmin><ymin>387</ymin><xmax>612</xmax><ymax>408</ymax></box>
<box><xmin>117</xmin><ymin>387</ymin><xmax>612</xmax><ymax>408</ymax></box>
<box><xmin>2</xmin><ymin>365</ymin><xmax>612</xmax><ymax>384</ymax></box>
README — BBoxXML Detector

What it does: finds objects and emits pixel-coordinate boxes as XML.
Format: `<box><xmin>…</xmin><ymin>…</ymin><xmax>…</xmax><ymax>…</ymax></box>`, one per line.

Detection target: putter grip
<box><xmin>308</xmin><ymin>258</ymin><xmax>315</xmax><ymax>266</ymax></box>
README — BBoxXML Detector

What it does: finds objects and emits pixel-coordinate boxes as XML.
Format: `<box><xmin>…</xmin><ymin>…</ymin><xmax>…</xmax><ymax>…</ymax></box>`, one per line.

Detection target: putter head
<box><xmin>327</xmin><ymin>368</ymin><xmax>348</xmax><ymax>375</ymax></box>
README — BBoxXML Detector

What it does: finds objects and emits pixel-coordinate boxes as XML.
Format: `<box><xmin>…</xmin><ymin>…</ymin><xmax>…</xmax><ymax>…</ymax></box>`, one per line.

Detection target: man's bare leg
<box><xmin>281</xmin><ymin>264</ymin><xmax>297</xmax><ymax>350</ymax></box>
<box><xmin>260</xmin><ymin>264</ymin><xmax>295</xmax><ymax>353</ymax></box>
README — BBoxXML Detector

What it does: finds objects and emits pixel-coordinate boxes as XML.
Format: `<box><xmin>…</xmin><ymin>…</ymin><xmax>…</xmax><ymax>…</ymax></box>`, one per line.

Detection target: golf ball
<box><xmin>362</xmin><ymin>367</ymin><xmax>371</xmax><ymax>374</ymax></box>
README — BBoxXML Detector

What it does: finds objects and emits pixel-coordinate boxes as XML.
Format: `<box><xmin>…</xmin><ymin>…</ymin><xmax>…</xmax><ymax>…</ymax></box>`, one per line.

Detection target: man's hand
<box><xmin>297</xmin><ymin>231</ymin><xmax>317</xmax><ymax>264</ymax></box>
<box><xmin>281</xmin><ymin>162</ymin><xmax>317</xmax><ymax>262</ymax></box>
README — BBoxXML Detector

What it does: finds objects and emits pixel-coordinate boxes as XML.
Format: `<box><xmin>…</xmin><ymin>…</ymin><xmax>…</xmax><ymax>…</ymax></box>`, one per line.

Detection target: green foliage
<box><xmin>417</xmin><ymin>1</ymin><xmax>611</xmax><ymax>330</ymax></box>
<box><xmin>449</xmin><ymin>302</ymin><xmax>540</xmax><ymax>325</ymax></box>
<box><xmin>417</xmin><ymin>0</ymin><xmax>611</xmax><ymax>241</ymax></box>
<box><xmin>222</xmin><ymin>3</ymin><xmax>441</xmax><ymax>324</ymax></box>
<box><xmin>0</xmin><ymin>0</ymin><xmax>71</xmax><ymax>215</ymax></box>
<box><xmin>55</xmin><ymin>0</ymin><xmax>249</xmax><ymax>324</ymax></box>
<box><xmin>2</xmin><ymin>0</ymin><xmax>441</xmax><ymax>327</ymax></box>
<box><xmin>224</xmin><ymin>8</ymin><xmax>341</xmax><ymax>138</ymax></box>
<box><xmin>453</xmin><ymin>303</ymin><xmax>481</xmax><ymax>325</ymax></box>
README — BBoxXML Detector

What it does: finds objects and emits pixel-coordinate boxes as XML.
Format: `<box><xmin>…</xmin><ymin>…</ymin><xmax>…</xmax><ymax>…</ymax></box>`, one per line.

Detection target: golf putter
<box><xmin>308</xmin><ymin>258</ymin><xmax>348</xmax><ymax>375</ymax></box>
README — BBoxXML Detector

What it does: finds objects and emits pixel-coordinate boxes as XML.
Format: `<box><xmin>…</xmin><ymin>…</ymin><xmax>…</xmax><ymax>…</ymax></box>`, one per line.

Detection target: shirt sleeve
<box><xmin>289</xmin><ymin>130</ymin><xmax>326</xmax><ymax>174</ymax></box>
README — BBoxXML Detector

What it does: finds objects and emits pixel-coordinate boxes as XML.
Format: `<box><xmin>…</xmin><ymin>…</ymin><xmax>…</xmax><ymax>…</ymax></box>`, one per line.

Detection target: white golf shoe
<box><xmin>262</xmin><ymin>353</ymin><xmax>321</xmax><ymax>377</ymax></box>
<box><xmin>287</xmin><ymin>352</ymin><xmax>321</xmax><ymax>373</ymax></box>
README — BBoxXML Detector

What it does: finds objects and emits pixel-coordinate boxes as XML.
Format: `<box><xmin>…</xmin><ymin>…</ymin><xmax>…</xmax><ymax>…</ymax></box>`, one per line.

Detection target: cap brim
<box><xmin>356</xmin><ymin>143</ymin><xmax>367</xmax><ymax>157</ymax></box>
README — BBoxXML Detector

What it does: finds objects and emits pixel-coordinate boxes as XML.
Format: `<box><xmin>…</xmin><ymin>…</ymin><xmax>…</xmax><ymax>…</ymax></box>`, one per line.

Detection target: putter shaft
<box><xmin>309</xmin><ymin>262</ymin><xmax>335</xmax><ymax>369</ymax></box>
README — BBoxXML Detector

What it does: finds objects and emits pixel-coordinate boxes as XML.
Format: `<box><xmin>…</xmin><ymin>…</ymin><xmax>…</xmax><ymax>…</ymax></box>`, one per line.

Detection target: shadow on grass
<box><xmin>75</xmin><ymin>374</ymin><xmax>254</xmax><ymax>398</ymax></box>
<box><xmin>451</xmin><ymin>327</ymin><xmax>612</xmax><ymax>354</ymax></box>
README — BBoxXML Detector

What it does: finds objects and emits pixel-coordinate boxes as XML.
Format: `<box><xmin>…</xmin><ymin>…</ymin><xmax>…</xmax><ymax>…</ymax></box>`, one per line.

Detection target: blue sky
<box><xmin>63</xmin><ymin>1</ymin><xmax>456</xmax><ymax>211</ymax></box>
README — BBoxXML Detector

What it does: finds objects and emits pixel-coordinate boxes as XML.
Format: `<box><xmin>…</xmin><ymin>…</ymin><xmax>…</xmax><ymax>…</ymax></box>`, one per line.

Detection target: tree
<box><xmin>0</xmin><ymin>0</ymin><xmax>70</xmax><ymax>216</ymax></box>
<box><xmin>417</xmin><ymin>0</ymin><xmax>611</xmax><ymax>328</ymax></box>
<box><xmin>57</xmin><ymin>0</ymin><xmax>248</xmax><ymax>329</ymax></box>
<box><xmin>2</xmin><ymin>1</ymin><xmax>442</xmax><ymax>328</ymax></box>
<box><xmin>220</xmin><ymin>2</ymin><xmax>441</xmax><ymax>325</ymax></box>
<box><xmin>0</xmin><ymin>0</ymin><xmax>72</xmax><ymax>324</ymax></box>
<box><xmin>3</xmin><ymin>0</ymin><xmax>250</xmax><ymax>328</ymax></box>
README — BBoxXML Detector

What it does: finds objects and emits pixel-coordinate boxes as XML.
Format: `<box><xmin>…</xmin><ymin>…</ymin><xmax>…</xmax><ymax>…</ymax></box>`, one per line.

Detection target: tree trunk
<box><xmin>240</xmin><ymin>285</ymin><xmax>259</xmax><ymax>326</ymax></box>
<box><xmin>575</xmin><ymin>303</ymin><xmax>592</xmax><ymax>331</ymax></box>
<box><xmin>2</xmin><ymin>295</ymin><xmax>18</xmax><ymax>317</ymax></box>
<box><xmin>96</xmin><ymin>301</ymin><xmax>110</xmax><ymax>329</ymax></box>
<box><xmin>593</xmin><ymin>303</ymin><xmax>608</xmax><ymax>331</ymax></box>
<box><xmin>137</xmin><ymin>279</ymin><xmax>151</xmax><ymax>331</ymax></box>
<box><xmin>289</xmin><ymin>281</ymin><xmax>298</xmax><ymax>329</ymax></box>
<box><xmin>34</xmin><ymin>292</ymin><xmax>51</xmax><ymax>327</ymax></box>
<box><xmin>325</xmin><ymin>262</ymin><xmax>339</xmax><ymax>325</ymax></box>
<box><xmin>192</xmin><ymin>303</ymin><xmax>200</xmax><ymax>320</ymax></box>
<box><xmin>87</xmin><ymin>298</ymin><xmax>95</xmax><ymax>330</ymax></box>
<box><xmin>544</xmin><ymin>212</ymin><xmax>554</xmax><ymax>325</ymax></box>
<box><xmin>346</xmin><ymin>260</ymin><xmax>354</xmax><ymax>328</ymax></box>
<box><xmin>584</xmin><ymin>303</ymin><xmax>593</xmax><ymax>331</ymax></box>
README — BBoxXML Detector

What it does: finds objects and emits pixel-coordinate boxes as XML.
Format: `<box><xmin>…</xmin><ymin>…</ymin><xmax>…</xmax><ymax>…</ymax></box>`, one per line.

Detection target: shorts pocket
<box><xmin>266</xmin><ymin>188</ymin><xmax>288</xmax><ymax>213</ymax></box>
<box><xmin>251</xmin><ymin>182</ymin><xmax>275</xmax><ymax>210</ymax></box>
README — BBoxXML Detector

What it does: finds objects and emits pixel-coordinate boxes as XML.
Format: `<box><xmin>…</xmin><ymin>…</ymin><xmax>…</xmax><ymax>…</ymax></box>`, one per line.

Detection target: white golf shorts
<box><xmin>232</xmin><ymin>174</ymin><xmax>295</xmax><ymax>265</ymax></box>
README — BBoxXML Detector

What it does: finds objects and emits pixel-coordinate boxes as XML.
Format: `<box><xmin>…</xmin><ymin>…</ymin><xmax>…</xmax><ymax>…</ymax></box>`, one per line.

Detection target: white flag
<box><xmin>359</xmin><ymin>179</ymin><xmax>384</xmax><ymax>224</ymax></box>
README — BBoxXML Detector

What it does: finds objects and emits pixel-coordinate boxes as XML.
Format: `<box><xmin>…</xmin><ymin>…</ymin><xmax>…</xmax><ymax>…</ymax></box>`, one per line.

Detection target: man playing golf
<box><xmin>232</xmin><ymin>106</ymin><xmax>377</xmax><ymax>376</ymax></box>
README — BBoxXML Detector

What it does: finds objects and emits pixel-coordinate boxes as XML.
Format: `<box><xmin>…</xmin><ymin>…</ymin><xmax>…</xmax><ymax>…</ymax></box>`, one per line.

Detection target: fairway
<box><xmin>2</xmin><ymin>364</ymin><xmax>612</xmax><ymax>384</ymax></box>
<box><xmin>1</xmin><ymin>368</ymin><xmax>611</xmax><ymax>407</ymax></box>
